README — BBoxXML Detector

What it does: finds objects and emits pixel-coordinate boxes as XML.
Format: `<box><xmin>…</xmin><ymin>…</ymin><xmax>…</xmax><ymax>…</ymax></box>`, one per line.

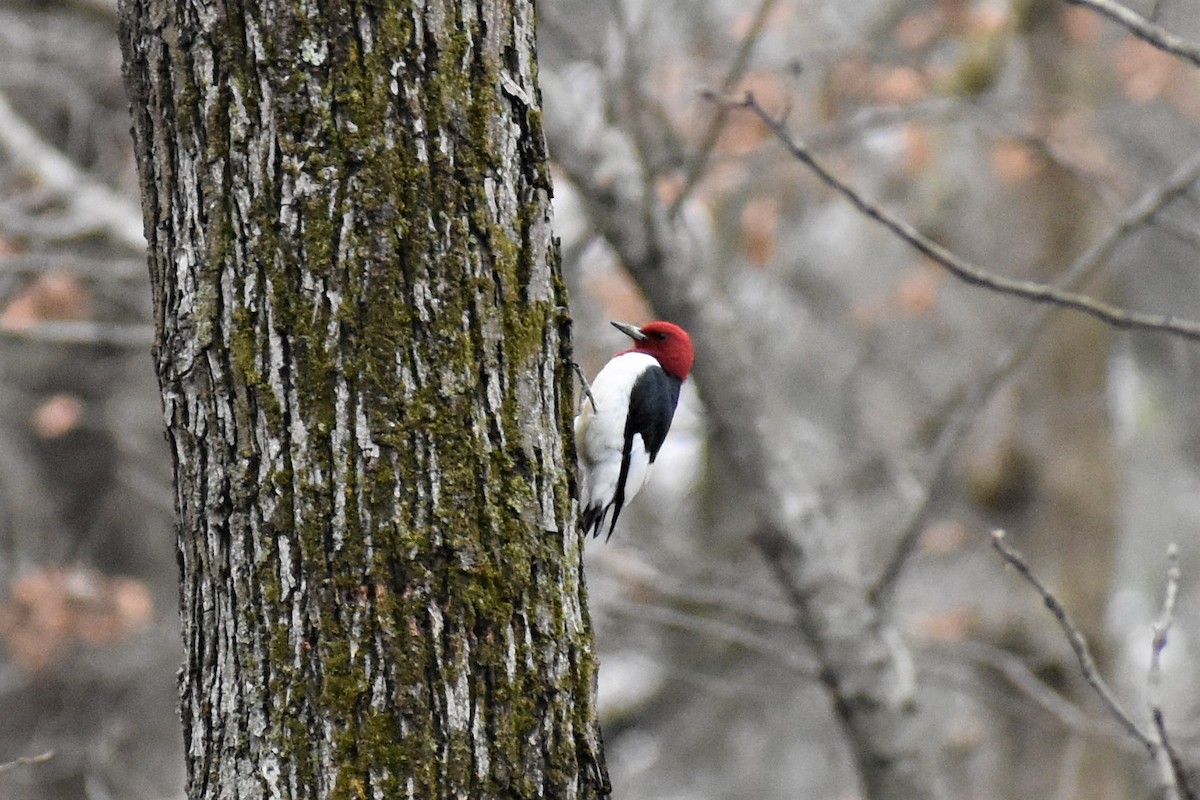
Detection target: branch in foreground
<box><xmin>990</xmin><ymin>530</ymin><xmax>1156</xmax><ymax>755</ymax></box>
<box><xmin>1066</xmin><ymin>0</ymin><xmax>1200</xmax><ymax>68</ymax></box>
<box><xmin>0</xmin><ymin>751</ymin><xmax>54</xmax><ymax>775</ymax></box>
<box><xmin>1148</xmin><ymin>545</ymin><xmax>1197</xmax><ymax>800</ymax></box>
<box><xmin>725</xmin><ymin>91</ymin><xmax>1200</xmax><ymax>342</ymax></box>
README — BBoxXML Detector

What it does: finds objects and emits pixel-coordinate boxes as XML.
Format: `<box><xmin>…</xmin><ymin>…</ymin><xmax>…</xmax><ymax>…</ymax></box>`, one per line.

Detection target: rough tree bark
<box><xmin>118</xmin><ymin>1</ymin><xmax>608</xmax><ymax>798</ymax></box>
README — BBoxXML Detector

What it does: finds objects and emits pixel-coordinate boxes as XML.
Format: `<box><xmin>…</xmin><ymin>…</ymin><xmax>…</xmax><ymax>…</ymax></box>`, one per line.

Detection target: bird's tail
<box><xmin>580</xmin><ymin>503</ymin><xmax>604</xmax><ymax>538</ymax></box>
<box><xmin>580</xmin><ymin>502</ymin><xmax>620</xmax><ymax>541</ymax></box>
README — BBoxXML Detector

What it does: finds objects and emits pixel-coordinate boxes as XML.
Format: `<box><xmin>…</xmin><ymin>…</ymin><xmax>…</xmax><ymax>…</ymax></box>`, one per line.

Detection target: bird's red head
<box><xmin>613</xmin><ymin>320</ymin><xmax>695</xmax><ymax>380</ymax></box>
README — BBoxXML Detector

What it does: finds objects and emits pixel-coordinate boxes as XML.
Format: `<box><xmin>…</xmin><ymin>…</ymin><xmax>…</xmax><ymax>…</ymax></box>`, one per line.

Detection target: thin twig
<box><xmin>727</xmin><ymin>91</ymin><xmax>1200</xmax><ymax>342</ymax></box>
<box><xmin>1154</xmin><ymin>708</ymin><xmax>1198</xmax><ymax>800</ymax></box>
<box><xmin>1148</xmin><ymin>544</ymin><xmax>1197</xmax><ymax>800</ymax></box>
<box><xmin>805</xmin><ymin>98</ymin><xmax>964</xmax><ymax>152</ymax></box>
<box><xmin>604</xmin><ymin>597</ymin><xmax>818</xmax><ymax>677</ymax></box>
<box><xmin>0</xmin><ymin>320</ymin><xmax>154</xmax><ymax>348</ymax></box>
<box><xmin>1149</xmin><ymin>545</ymin><xmax>1180</xmax><ymax>697</ymax></box>
<box><xmin>571</xmin><ymin>361</ymin><xmax>599</xmax><ymax>414</ymax></box>
<box><xmin>0</xmin><ymin>750</ymin><xmax>54</xmax><ymax>775</ymax></box>
<box><xmin>990</xmin><ymin>529</ymin><xmax>1157</xmax><ymax>755</ymax></box>
<box><xmin>871</xmin><ymin>148</ymin><xmax>1200</xmax><ymax>605</ymax></box>
<box><xmin>668</xmin><ymin>0</ymin><xmax>780</xmax><ymax>218</ymax></box>
<box><xmin>591</xmin><ymin>547</ymin><xmax>793</xmax><ymax>624</ymax></box>
<box><xmin>1065</xmin><ymin>0</ymin><xmax>1200</xmax><ymax>68</ymax></box>
<box><xmin>933</xmin><ymin>638</ymin><xmax>1097</xmax><ymax>736</ymax></box>
<box><xmin>0</xmin><ymin>253</ymin><xmax>147</xmax><ymax>281</ymax></box>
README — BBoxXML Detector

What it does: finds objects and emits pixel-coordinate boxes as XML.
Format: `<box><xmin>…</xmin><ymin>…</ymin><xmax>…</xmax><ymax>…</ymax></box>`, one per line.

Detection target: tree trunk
<box><xmin>1011</xmin><ymin>5</ymin><xmax>1123</xmax><ymax>799</ymax></box>
<box><xmin>118</xmin><ymin>1</ymin><xmax>609</xmax><ymax>797</ymax></box>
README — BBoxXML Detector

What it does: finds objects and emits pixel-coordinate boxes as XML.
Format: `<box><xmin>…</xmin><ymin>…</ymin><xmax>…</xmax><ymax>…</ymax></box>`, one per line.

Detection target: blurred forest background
<box><xmin>2</xmin><ymin>0</ymin><xmax>1200</xmax><ymax>798</ymax></box>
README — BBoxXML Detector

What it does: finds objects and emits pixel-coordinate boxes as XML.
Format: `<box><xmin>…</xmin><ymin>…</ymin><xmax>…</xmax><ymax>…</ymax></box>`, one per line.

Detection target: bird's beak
<box><xmin>611</xmin><ymin>320</ymin><xmax>646</xmax><ymax>341</ymax></box>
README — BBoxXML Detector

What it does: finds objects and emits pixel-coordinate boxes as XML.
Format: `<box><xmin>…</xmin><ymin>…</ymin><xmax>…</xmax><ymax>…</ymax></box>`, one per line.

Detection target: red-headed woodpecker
<box><xmin>575</xmin><ymin>320</ymin><xmax>695</xmax><ymax>540</ymax></box>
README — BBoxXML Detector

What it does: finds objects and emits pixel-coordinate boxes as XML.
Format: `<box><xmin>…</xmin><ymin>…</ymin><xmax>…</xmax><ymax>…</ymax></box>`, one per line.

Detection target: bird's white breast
<box><xmin>575</xmin><ymin>352</ymin><xmax>659</xmax><ymax>508</ymax></box>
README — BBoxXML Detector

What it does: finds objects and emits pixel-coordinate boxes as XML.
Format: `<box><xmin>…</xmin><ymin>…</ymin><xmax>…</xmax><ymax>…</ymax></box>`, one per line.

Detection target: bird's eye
<box><xmin>654</xmin><ymin>332</ymin><xmax>667</xmax><ymax>341</ymax></box>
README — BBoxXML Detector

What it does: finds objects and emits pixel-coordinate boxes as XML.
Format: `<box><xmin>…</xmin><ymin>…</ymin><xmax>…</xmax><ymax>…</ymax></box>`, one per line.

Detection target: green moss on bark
<box><xmin>122</xmin><ymin>0</ymin><xmax>607</xmax><ymax>797</ymax></box>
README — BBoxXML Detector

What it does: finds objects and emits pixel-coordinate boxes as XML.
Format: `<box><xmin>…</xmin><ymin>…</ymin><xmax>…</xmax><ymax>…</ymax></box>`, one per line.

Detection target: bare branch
<box><xmin>0</xmin><ymin>91</ymin><xmax>144</xmax><ymax>252</ymax></box>
<box><xmin>730</xmin><ymin>91</ymin><xmax>1200</xmax><ymax>342</ymax></box>
<box><xmin>1154</xmin><ymin>708</ymin><xmax>1197</xmax><ymax>800</ymax></box>
<box><xmin>0</xmin><ymin>320</ymin><xmax>153</xmax><ymax>348</ymax></box>
<box><xmin>990</xmin><ymin>529</ymin><xmax>1156</xmax><ymax>755</ymax></box>
<box><xmin>0</xmin><ymin>253</ymin><xmax>147</xmax><ymax>282</ymax></box>
<box><xmin>1148</xmin><ymin>544</ymin><xmax>1197</xmax><ymax>800</ymax></box>
<box><xmin>933</xmin><ymin>639</ymin><xmax>1097</xmax><ymax>736</ymax></box>
<box><xmin>0</xmin><ymin>751</ymin><xmax>54</xmax><ymax>775</ymax></box>
<box><xmin>590</xmin><ymin>547</ymin><xmax>793</xmax><ymax>625</ymax></box>
<box><xmin>669</xmin><ymin>0</ymin><xmax>780</xmax><ymax>217</ymax></box>
<box><xmin>872</xmin><ymin>148</ymin><xmax>1200</xmax><ymax>605</ymax></box>
<box><xmin>805</xmin><ymin>98</ymin><xmax>964</xmax><ymax>151</ymax></box>
<box><xmin>1065</xmin><ymin>0</ymin><xmax>1200</xmax><ymax>68</ymax></box>
<box><xmin>1149</xmin><ymin>545</ymin><xmax>1181</xmax><ymax>697</ymax></box>
<box><xmin>603</xmin><ymin>598</ymin><xmax>818</xmax><ymax>677</ymax></box>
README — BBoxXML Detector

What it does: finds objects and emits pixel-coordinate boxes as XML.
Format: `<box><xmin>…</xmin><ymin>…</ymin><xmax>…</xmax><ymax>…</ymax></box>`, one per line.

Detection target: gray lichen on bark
<box><xmin>119</xmin><ymin>0</ymin><xmax>608</xmax><ymax>797</ymax></box>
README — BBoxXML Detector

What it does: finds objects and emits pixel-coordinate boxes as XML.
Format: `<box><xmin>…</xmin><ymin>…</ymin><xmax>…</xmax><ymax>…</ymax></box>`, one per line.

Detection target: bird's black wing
<box><xmin>625</xmin><ymin>366</ymin><xmax>682</xmax><ymax>463</ymax></box>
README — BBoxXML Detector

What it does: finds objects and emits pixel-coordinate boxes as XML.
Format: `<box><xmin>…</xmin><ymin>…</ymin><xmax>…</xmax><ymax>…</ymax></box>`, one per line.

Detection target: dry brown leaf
<box><xmin>655</xmin><ymin>174</ymin><xmax>685</xmax><ymax>207</ymax></box>
<box><xmin>990</xmin><ymin>138</ymin><xmax>1040</xmax><ymax>185</ymax></box>
<box><xmin>904</xmin><ymin>123</ymin><xmax>934</xmax><ymax>176</ymax></box>
<box><xmin>1045</xmin><ymin>111</ymin><xmax>1124</xmax><ymax>186</ymax></box>
<box><xmin>0</xmin><ymin>272</ymin><xmax>92</xmax><ymax>329</ymax></box>
<box><xmin>1114</xmin><ymin>37</ymin><xmax>1177</xmax><ymax>104</ymax></box>
<box><xmin>919</xmin><ymin>519</ymin><xmax>970</xmax><ymax>554</ymax></box>
<box><xmin>0</xmin><ymin>566</ymin><xmax>155</xmax><ymax>672</ymax></box>
<box><xmin>938</xmin><ymin>0</ymin><xmax>971</xmax><ymax>34</ymax></box>
<box><xmin>1063</xmin><ymin>6</ymin><xmax>1101</xmax><ymax>44</ymax></box>
<box><xmin>946</xmin><ymin>717</ymin><xmax>986</xmax><ymax>749</ymax></box>
<box><xmin>717</xmin><ymin>72</ymin><xmax>790</xmax><ymax>155</ymax></box>
<box><xmin>874</xmin><ymin>66</ymin><xmax>927</xmax><ymax>106</ymax></box>
<box><xmin>895</xmin><ymin>11</ymin><xmax>941</xmax><ymax>50</ymax></box>
<box><xmin>825</xmin><ymin>56</ymin><xmax>874</xmax><ymax>114</ymax></box>
<box><xmin>909</xmin><ymin>607</ymin><xmax>980</xmax><ymax>641</ymax></box>
<box><xmin>850</xmin><ymin>300</ymin><xmax>885</xmax><ymax>332</ymax></box>
<box><xmin>583</xmin><ymin>271</ymin><xmax>650</xmax><ymax>326</ymax></box>
<box><xmin>894</xmin><ymin>264</ymin><xmax>941</xmax><ymax>314</ymax></box>
<box><xmin>967</xmin><ymin>3</ymin><xmax>1009</xmax><ymax>36</ymax></box>
<box><xmin>740</xmin><ymin>195</ymin><xmax>780</xmax><ymax>266</ymax></box>
<box><xmin>30</xmin><ymin>394</ymin><xmax>84</xmax><ymax>439</ymax></box>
